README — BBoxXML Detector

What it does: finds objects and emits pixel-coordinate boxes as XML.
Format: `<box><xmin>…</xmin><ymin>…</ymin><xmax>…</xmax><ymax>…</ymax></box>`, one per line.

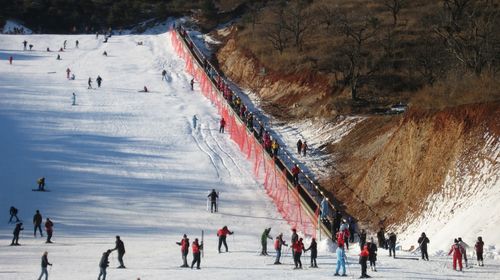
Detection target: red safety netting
<box><xmin>170</xmin><ymin>30</ymin><xmax>318</xmax><ymax>237</ymax></box>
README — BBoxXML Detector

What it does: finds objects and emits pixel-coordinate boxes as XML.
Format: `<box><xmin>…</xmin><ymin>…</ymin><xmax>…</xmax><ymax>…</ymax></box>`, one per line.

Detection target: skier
<box><xmin>191</xmin><ymin>238</ymin><xmax>203</xmax><ymax>269</ymax></box>
<box><xmin>301</xmin><ymin>141</ymin><xmax>308</xmax><ymax>156</ymax></box>
<box><xmin>291</xmin><ymin>164</ymin><xmax>300</xmax><ymax>185</ymax></box>
<box><xmin>274</xmin><ymin>233</ymin><xmax>287</xmax><ymax>264</ymax></box>
<box><xmin>176</xmin><ymin>234</ymin><xmax>190</xmax><ymax>267</ymax></box>
<box><xmin>190</xmin><ymin>79</ymin><xmax>194</xmax><ymax>90</ymax></box>
<box><xmin>388</xmin><ymin>232</ymin><xmax>397</xmax><ymax>258</ymax></box>
<box><xmin>359</xmin><ymin>244</ymin><xmax>370</xmax><ymax>278</ymax></box>
<box><xmin>448</xmin><ymin>239</ymin><xmax>465</xmax><ymax>271</ymax></box>
<box><xmin>72</xmin><ymin>93</ymin><xmax>76</xmax><ymax>106</ymax></box>
<box><xmin>11</xmin><ymin>222</ymin><xmax>23</xmax><ymax>245</ymax></box>
<box><xmin>304</xmin><ymin>237</ymin><xmax>318</xmax><ymax>268</ymax></box>
<box><xmin>417</xmin><ymin>232</ymin><xmax>430</xmax><ymax>261</ymax></box>
<box><xmin>192</xmin><ymin>115</ymin><xmax>198</xmax><ymax>129</ymax></box>
<box><xmin>334</xmin><ymin>239</ymin><xmax>347</xmax><ymax>276</ymax></box>
<box><xmin>56</xmin><ymin>54</ymin><xmax>61</xmax><ymax>60</ymax></box>
<box><xmin>29</xmin><ymin>44</ymin><xmax>33</xmax><ymax>51</ymax></box>
<box><xmin>66</xmin><ymin>68</ymin><xmax>71</xmax><ymax>79</ymax></box>
<box><xmin>368</xmin><ymin>238</ymin><xmax>378</xmax><ymax>272</ymax></box>
<box><xmin>9</xmin><ymin>206</ymin><xmax>20</xmax><ymax>223</ymax></box>
<box><xmin>9</xmin><ymin>56</ymin><xmax>13</xmax><ymax>65</ymax></box>
<box><xmin>23</xmin><ymin>40</ymin><xmax>27</xmax><ymax>50</ymax></box>
<box><xmin>291</xmin><ymin>228</ymin><xmax>298</xmax><ymax>259</ymax></box>
<box><xmin>75</xmin><ymin>40</ymin><xmax>79</xmax><ymax>48</ymax></box>
<box><xmin>37</xmin><ymin>177</ymin><xmax>46</xmax><ymax>190</ymax></box>
<box><xmin>63</xmin><ymin>40</ymin><xmax>67</xmax><ymax>49</ymax></box>
<box><xmin>98</xmin><ymin>250</ymin><xmax>111</xmax><ymax>280</ymax></box>
<box><xmin>33</xmin><ymin>210</ymin><xmax>43</xmax><ymax>237</ymax></box>
<box><xmin>340</xmin><ymin>220</ymin><xmax>350</xmax><ymax>250</ymax></box>
<box><xmin>457</xmin><ymin>237</ymin><xmax>468</xmax><ymax>267</ymax></box>
<box><xmin>296</xmin><ymin>139</ymin><xmax>302</xmax><ymax>154</ymax></box>
<box><xmin>348</xmin><ymin>217</ymin><xmax>356</xmax><ymax>243</ymax></box>
<box><xmin>260</xmin><ymin>228</ymin><xmax>272</xmax><ymax>256</ymax></box>
<box><xmin>112</xmin><ymin>236</ymin><xmax>126</xmax><ymax>268</ymax></box>
<box><xmin>292</xmin><ymin>238</ymin><xmax>304</xmax><ymax>269</ymax></box>
<box><xmin>207</xmin><ymin>189</ymin><xmax>219</xmax><ymax>213</ymax></box>
<box><xmin>102</xmin><ymin>51</ymin><xmax>107</xmax><ymax>56</ymax></box>
<box><xmin>88</xmin><ymin>77</ymin><xmax>93</xmax><ymax>89</ymax></box>
<box><xmin>70</xmin><ymin>74</ymin><xmax>75</xmax><ymax>80</ymax></box>
<box><xmin>45</xmin><ymin>218</ymin><xmax>54</xmax><ymax>243</ymax></box>
<box><xmin>377</xmin><ymin>227</ymin><xmax>386</xmax><ymax>249</ymax></box>
<box><xmin>333</xmin><ymin>210</ymin><xmax>342</xmax><ymax>235</ymax></box>
<box><xmin>475</xmin><ymin>236</ymin><xmax>484</xmax><ymax>266</ymax></box>
<box><xmin>359</xmin><ymin>229</ymin><xmax>367</xmax><ymax>250</ymax></box>
<box><xmin>217</xmin><ymin>226</ymin><xmax>233</xmax><ymax>253</ymax></box>
<box><xmin>219</xmin><ymin>118</ymin><xmax>226</xmax><ymax>133</ymax></box>
<box><xmin>96</xmin><ymin>75</ymin><xmax>102</xmax><ymax>88</ymax></box>
<box><xmin>37</xmin><ymin>251</ymin><xmax>52</xmax><ymax>280</ymax></box>
<box><xmin>162</xmin><ymin>69</ymin><xmax>167</xmax><ymax>81</ymax></box>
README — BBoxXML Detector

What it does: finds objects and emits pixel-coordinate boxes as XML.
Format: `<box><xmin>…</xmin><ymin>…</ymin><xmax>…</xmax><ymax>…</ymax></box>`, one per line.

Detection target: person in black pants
<box><xmin>388</xmin><ymin>232</ymin><xmax>397</xmax><ymax>258</ymax></box>
<box><xmin>304</xmin><ymin>238</ymin><xmax>318</xmax><ymax>268</ymax></box>
<box><xmin>207</xmin><ymin>189</ymin><xmax>218</xmax><ymax>213</ymax></box>
<box><xmin>9</xmin><ymin>206</ymin><xmax>20</xmax><ymax>223</ymax></box>
<box><xmin>112</xmin><ymin>236</ymin><xmax>126</xmax><ymax>268</ymax></box>
<box><xmin>33</xmin><ymin>210</ymin><xmax>43</xmax><ymax>237</ymax></box>
<box><xmin>191</xmin><ymin>238</ymin><xmax>203</xmax><ymax>269</ymax></box>
<box><xmin>418</xmin><ymin>232</ymin><xmax>430</xmax><ymax>261</ymax></box>
<box><xmin>11</xmin><ymin>222</ymin><xmax>23</xmax><ymax>245</ymax></box>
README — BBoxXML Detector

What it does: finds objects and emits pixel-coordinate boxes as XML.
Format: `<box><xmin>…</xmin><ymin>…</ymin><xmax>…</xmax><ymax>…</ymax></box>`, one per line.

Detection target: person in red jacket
<box><xmin>292</xmin><ymin>238</ymin><xmax>305</xmax><ymax>269</ymax></box>
<box><xmin>217</xmin><ymin>226</ymin><xmax>233</xmax><ymax>253</ymax></box>
<box><xmin>219</xmin><ymin>118</ymin><xmax>226</xmax><ymax>133</ymax></box>
<box><xmin>191</xmin><ymin>238</ymin><xmax>203</xmax><ymax>269</ymax></box>
<box><xmin>448</xmin><ymin>239</ymin><xmax>465</xmax><ymax>271</ymax></box>
<box><xmin>291</xmin><ymin>164</ymin><xmax>300</xmax><ymax>185</ymax></box>
<box><xmin>176</xmin><ymin>234</ymin><xmax>190</xmax><ymax>267</ymax></box>
<box><xmin>475</xmin><ymin>236</ymin><xmax>484</xmax><ymax>266</ymax></box>
<box><xmin>359</xmin><ymin>245</ymin><xmax>370</xmax><ymax>278</ymax></box>
<box><xmin>45</xmin><ymin>218</ymin><xmax>54</xmax><ymax>244</ymax></box>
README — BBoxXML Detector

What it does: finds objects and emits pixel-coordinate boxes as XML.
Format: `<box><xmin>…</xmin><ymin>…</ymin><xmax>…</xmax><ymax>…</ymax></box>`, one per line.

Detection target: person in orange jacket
<box><xmin>217</xmin><ymin>226</ymin><xmax>233</xmax><ymax>253</ymax></box>
<box><xmin>191</xmin><ymin>238</ymin><xmax>203</xmax><ymax>269</ymax></box>
<box><xmin>448</xmin><ymin>239</ymin><xmax>465</xmax><ymax>271</ymax></box>
<box><xmin>359</xmin><ymin>245</ymin><xmax>370</xmax><ymax>278</ymax></box>
<box><xmin>292</xmin><ymin>238</ymin><xmax>305</xmax><ymax>269</ymax></box>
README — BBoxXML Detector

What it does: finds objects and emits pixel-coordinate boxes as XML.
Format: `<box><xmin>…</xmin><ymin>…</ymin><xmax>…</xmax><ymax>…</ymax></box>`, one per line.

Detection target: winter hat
<box><xmin>454</xmin><ymin>239</ymin><xmax>459</xmax><ymax>243</ymax></box>
<box><xmin>183</xmin><ymin>234</ymin><xmax>187</xmax><ymax>238</ymax></box>
<box><xmin>478</xmin><ymin>236</ymin><xmax>482</xmax><ymax>241</ymax></box>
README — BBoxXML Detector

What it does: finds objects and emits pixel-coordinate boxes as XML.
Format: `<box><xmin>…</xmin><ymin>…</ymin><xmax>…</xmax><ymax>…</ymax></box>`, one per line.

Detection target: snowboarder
<box><xmin>359</xmin><ymin>229</ymin><xmax>367</xmax><ymax>250</ymax></box>
<box><xmin>301</xmin><ymin>141</ymin><xmax>308</xmax><ymax>156</ymax></box>
<box><xmin>98</xmin><ymin>250</ymin><xmax>111</xmax><ymax>280</ymax></box>
<box><xmin>190</xmin><ymin>79</ymin><xmax>194</xmax><ymax>90</ymax></box>
<box><xmin>66</xmin><ymin>68</ymin><xmax>71</xmax><ymax>79</ymax></box>
<box><xmin>292</xmin><ymin>237</ymin><xmax>304</xmax><ymax>269</ymax></box>
<box><xmin>162</xmin><ymin>70</ymin><xmax>167</xmax><ymax>81</ymax></box>
<box><xmin>23</xmin><ymin>40</ymin><xmax>27</xmax><ymax>50</ymax></box>
<box><xmin>75</xmin><ymin>40</ymin><xmax>79</xmax><ymax>48</ymax></box>
<box><xmin>37</xmin><ymin>251</ymin><xmax>52</xmax><ymax>280</ymax></box>
<box><xmin>9</xmin><ymin>56</ymin><xmax>13</xmax><ymax>65</ymax></box>
<box><xmin>291</xmin><ymin>164</ymin><xmax>300</xmax><ymax>185</ymax></box>
<box><xmin>334</xmin><ymin>241</ymin><xmax>347</xmax><ymax>276</ymax></box>
<box><xmin>377</xmin><ymin>227</ymin><xmax>386</xmax><ymax>249</ymax></box>
<box><xmin>72</xmin><ymin>93</ymin><xmax>76</xmax><ymax>106</ymax></box>
<box><xmin>260</xmin><ymin>228</ymin><xmax>272</xmax><ymax>256</ymax></box>
<box><xmin>207</xmin><ymin>189</ymin><xmax>218</xmax><ymax>213</ymax></box>
<box><xmin>359</xmin><ymin>244</ymin><xmax>370</xmax><ymax>278</ymax></box>
<box><xmin>417</xmin><ymin>232</ymin><xmax>430</xmax><ymax>261</ymax></box>
<box><xmin>388</xmin><ymin>232</ymin><xmax>397</xmax><ymax>258</ymax></box>
<box><xmin>192</xmin><ymin>115</ymin><xmax>198</xmax><ymax>129</ymax></box>
<box><xmin>219</xmin><ymin>118</ymin><xmax>226</xmax><ymax>133</ymax></box>
<box><xmin>217</xmin><ymin>226</ymin><xmax>233</xmax><ymax>253</ymax></box>
<box><xmin>96</xmin><ymin>75</ymin><xmax>102</xmax><ymax>88</ymax></box>
<box><xmin>37</xmin><ymin>177</ymin><xmax>46</xmax><ymax>191</ymax></box>
<box><xmin>274</xmin><ymin>233</ymin><xmax>287</xmax><ymax>264</ymax></box>
<box><xmin>296</xmin><ymin>139</ymin><xmax>302</xmax><ymax>154</ymax></box>
<box><xmin>448</xmin><ymin>239</ymin><xmax>465</xmax><ymax>271</ymax></box>
<box><xmin>11</xmin><ymin>222</ymin><xmax>23</xmax><ymax>245</ymax></box>
<box><xmin>33</xmin><ymin>210</ymin><xmax>43</xmax><ymax>237</ymax></box>
<box><xmin>88</xmin><ymin>77</ymin><xmax>93</xmax><ymax>89</ymax></box>
<box><xmin>368</xmin><ymin>238</ymin><xmax>378</xmax><ymax>271</ymax></box>
<box><xmin>176</xmin><ymin>234</ymin><xmax>190</xmax><ymax>267</ymax></box>
<box><xmin>458</xmin><ymin>237</ymin><xmax>468</xmax><ymax>267</ymax></box>
<box><xmin>304</xmin><ymin>237</ymin><xmax>318</xmax><ymax>268</ymax></box>
<box><xmin>45</xmin><ymin>218</ymin><xmax>53</xmax><ymax>243</ymax></box>
<box><xmin>112</xmin><ymin>236</ymin><xmax>126</xmax><ymax>268</ymax></box>
<box><xmin>9</xmin><ymin>206</ymin><xmax>20</xmax><ymax>223</ymax></box>
<box><xmin>191</xmin><ymin>238</ymin><xmax>203</xmax><ymax>269</ymax></box>
<box><xmin>475</xmin><ymin>236</ymin><xmax>484</xmax><ymax>266</ymax></box>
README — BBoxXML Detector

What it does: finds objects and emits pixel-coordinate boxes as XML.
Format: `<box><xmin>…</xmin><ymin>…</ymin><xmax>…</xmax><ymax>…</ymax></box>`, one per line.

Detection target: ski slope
<box><xmin>1</xmin><ymin>29</ymin><xmax>499</xmax><ymax>279</ymax></box>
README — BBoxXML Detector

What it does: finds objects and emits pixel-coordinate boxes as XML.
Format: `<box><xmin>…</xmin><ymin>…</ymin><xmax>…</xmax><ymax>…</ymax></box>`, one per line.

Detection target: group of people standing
<box><xmin>9</xmin><ymin>208</ymin><xmax>54</xmax><ymax>245</ymax></box>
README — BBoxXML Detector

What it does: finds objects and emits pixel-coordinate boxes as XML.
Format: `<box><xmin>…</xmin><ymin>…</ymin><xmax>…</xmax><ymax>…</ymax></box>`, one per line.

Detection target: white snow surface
<box><xmin>1</xmin><ymin>31</ymin><xmax>499</xmax><ymax>280</ymax></box>
<box><xmin>2</xmin><ymin>20</ymin><xmax>33</xmax><ymax>34</ymax></box>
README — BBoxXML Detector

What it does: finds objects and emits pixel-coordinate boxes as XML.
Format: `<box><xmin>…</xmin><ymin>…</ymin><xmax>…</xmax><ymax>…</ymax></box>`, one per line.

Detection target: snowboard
<box><xmin>32</xmin><ymin>189</ymin><xmax>50</xmax><ymax>192</ymax></box>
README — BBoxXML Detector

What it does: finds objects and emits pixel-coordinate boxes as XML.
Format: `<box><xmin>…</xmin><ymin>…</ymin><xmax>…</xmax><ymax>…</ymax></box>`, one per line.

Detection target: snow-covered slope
<box><xmin>1</xmin><ymin>30</ymin><xmax>499</xmax><ymax>279</ymax></box>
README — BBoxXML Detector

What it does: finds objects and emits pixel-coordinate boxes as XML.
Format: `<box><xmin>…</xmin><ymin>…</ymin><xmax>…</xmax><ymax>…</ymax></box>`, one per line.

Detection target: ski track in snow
<box><xmin>0</xmin><ymin>30</ymin><xmax>499</xmax><ymax>280</ymax></box>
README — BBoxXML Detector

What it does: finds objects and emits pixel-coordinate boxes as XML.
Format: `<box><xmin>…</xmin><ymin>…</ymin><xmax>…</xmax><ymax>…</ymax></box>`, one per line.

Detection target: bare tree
<box><xmin>283</xmin><ymin>0</ymin><xmax>311</xmax><ymax>52</ymax></box>
<box><xmin>383</xmin><ymin>0</ymin><xmax>407</xmax><ymax>27</ymax></box>
<box><xmin>262</xmin><ymin>3</ymin><xmax>289</xmax><ymax>54</ymax></box>
<box><xmin>412</xmin><ymin>35</ymin><xmax>450</xmax><ymax>85</ymax></box>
